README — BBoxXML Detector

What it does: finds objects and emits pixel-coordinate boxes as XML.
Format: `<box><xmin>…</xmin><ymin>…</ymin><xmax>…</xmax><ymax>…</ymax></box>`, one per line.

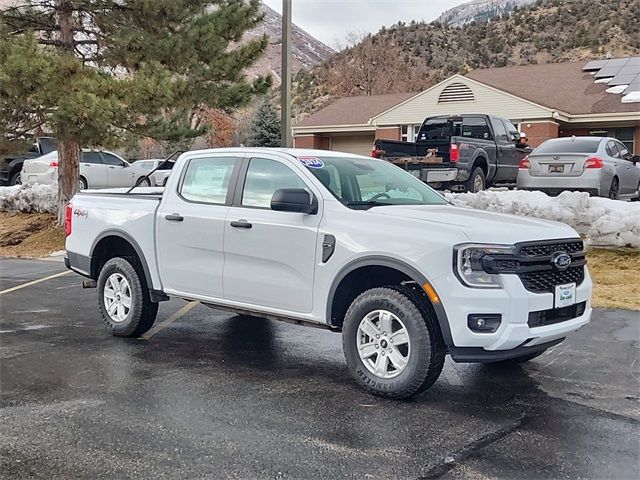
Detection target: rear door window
<box><xmin>615</xmin><ymin>141</ymin><xmax>633</xmax><ymax>161</ymax></box>
<box><xmin>81</xmin><ymin>152</ymin><xmax>102</xmax><ymax>164</ymax></box>
<box><xmin>241</xmin><ymin>158</ymin><xmax>307</xmax><ymax>209</ymax></box>
<box><xmin>606</xmin><ymin>141</ymin><xmax>621</xmax><ymax>158</ymax></box>
<box><xmin>462</xmin><ymin>117</ymin><xmax>492</xmax><ymax>140</ymax></box>
<box><xmin>180</xmin><ymin>157</ymin><xmax>237</xmax><ymax>204</ymax></box>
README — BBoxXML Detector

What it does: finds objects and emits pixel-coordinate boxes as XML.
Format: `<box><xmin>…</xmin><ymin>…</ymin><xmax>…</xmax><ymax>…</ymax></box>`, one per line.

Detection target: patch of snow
<box><xmin>621</xmin><ymin>91</ymin><xmax>640</xmax><ymax>103</ymax></box>
<box><xmin>49</xmin><ymin>250</ymin><xmax>66</xmax><ymax>257</ymax></box>
<box><xmin>445</xmin><ymin>190</ymin><xmax>640</xmax><ymax>249</ymax></box>
<box><xmin>594</xmin><ymin>77</ymin><xmax>613</xmax><ymax>83</ymax></box>
<box><xmin>605</xmin><ymin>85</ymin><xmax>628</xmax><ymax>94</ymax></box>
<box><xmin>0</xmin><ymin>184</ymin><xmax>58</xmax><ymax>213</ymax></box>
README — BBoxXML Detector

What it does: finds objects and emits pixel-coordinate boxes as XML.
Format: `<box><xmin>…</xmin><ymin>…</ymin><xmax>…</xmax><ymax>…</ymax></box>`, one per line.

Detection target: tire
<box><xmin>138</xmin><ymin>177</ymin><xmax>151</xmax><ymax>187</ymax></box>
<box><xmin>342</xmin><ymin>286</ymin><xmax>445</xmax><ymax>399</ymax></box>
<box><xmin>78</xmin><ymin>176</ymin><xmax>88</xmax><ymax>190</ymax></box>
<box><xmin>464</xmin><ymin>167</ymin><xmax>486</xmax><ymax>193</ymax></box>
<box><xmin>97</xmin><ymin>257</ymin><xmax>158</xmax><ymax>337</ymax></box>
<box><xmin>488</xmin><ymin>349</ymin><xmax>547</xmax><ymax>366</ymax></box>
<box><xmin>608</xmin><ymin>177</ymin><xmax>619</xmax><ymax>200</ymax></box>
<box><xmin>9</xmin><ymin>170</ymin><xmax>21</xmax><ymax>186</ymax></box>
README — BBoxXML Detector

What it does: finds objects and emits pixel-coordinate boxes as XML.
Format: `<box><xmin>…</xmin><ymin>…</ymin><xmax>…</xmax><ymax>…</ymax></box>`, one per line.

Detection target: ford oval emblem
<box><xmin>552</xmin><ymin>252</ymin><xmax>572</xmax><ymax>270</ymax></box>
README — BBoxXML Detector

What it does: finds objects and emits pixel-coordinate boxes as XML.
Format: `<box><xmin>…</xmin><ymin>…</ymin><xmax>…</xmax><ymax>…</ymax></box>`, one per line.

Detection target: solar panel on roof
<box><xmin>617</xmin><ymin>65</ymin><xmax>640</xmax><ymax>76</ymax></box>
<box><xmin>605</xmin><ymin>58</ymin><xmax>630</xmax><ymax>67</ymax></box>
<box><xmin>608</xmin><ymin>74</ymin><xmax>640</xmax><ymax>86</ymax></box>
<box><xmin>595</xmin><ymin>67</ymin><xmax>623</xmax><ymax>78</ymax></box>
<box><xmin>623</xmin><ymin>83</ymin><xmax>640</xmax><ymax>94</ymax></box>
<box><xmin>624</xmin><ymin>57</ymin><xmax>640</xmax><ymax>66</ymax></box>
<box><xmin>583</xmin><ymin>59</ymin><xmax>609</xmax><ymax>71</ymax></box>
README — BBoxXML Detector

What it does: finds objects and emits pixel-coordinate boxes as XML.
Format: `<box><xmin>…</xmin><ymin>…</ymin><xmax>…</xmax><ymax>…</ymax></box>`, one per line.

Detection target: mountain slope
<box><xmin>243</xmin><ymin>2</ymin><xmax>334</xmax><ymax>82</ymax></box>
<box><xmin>436</xmin><ymin>0</ymin><xmax>535</xmax><ymax>27</ymax></box>
<box><xmin>295</xmin><ymin>0</ymin><xmax>640</xmax><ymax>115</ymax></box>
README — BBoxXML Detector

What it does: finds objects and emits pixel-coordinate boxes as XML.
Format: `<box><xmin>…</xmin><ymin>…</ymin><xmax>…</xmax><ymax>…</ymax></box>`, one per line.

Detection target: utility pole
<box><xmin>281</xmin><ymin>0</ymin><xmax>292</xmax><ymax>147</ymax></box>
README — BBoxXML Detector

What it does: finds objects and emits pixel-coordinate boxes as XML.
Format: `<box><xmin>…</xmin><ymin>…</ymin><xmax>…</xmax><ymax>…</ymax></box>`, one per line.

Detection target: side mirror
<box><xmin>632</xmin><ymin>155</ymin><xmax>640</xmax><ymax>165</ymax></box>
<box><xmin>271</xmin><ymin>188</ymin><xmax>318</xmax><ymax>214</ymax></box>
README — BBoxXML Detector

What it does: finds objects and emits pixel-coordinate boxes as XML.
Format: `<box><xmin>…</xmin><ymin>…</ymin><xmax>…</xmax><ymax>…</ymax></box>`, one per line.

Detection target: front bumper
<box><xmin>432</xmin><ymin>268</ymin><xmax>592</xmax><ymax>360</ymax></box>
<box><xmin>517</xmin><ymin>169</ymin><xmax>610</xmax><ymax>196</ymax></box>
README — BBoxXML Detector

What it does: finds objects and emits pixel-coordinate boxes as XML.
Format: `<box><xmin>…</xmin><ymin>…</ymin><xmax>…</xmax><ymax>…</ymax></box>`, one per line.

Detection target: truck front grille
<box><xmin>515</xmin><ymin>239</ymin><xmax>586</xmax><ymax>294</ymax></box>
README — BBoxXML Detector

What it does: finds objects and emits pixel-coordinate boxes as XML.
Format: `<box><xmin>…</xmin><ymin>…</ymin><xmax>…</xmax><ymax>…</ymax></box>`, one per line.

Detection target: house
<box><xmin>293</xmin><ymin>58</ymin><xmax>640</xmax><ymax>156</ymax></box>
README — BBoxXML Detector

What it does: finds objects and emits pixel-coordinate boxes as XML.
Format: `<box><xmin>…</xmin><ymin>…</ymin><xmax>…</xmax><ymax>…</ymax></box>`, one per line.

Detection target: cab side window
<box><xmin>81</xmin><ymin>152</ymin><xmax>103</xmax><ymax>164</ymax></box>
<box><xmin>462</xmin><ymin>117</ymin><xmax>492</xmax><ymax>140</ymax></box>
<box><xmin>242</xmin><ymin>158</ymin><xmax>307</xmax><ymax>209</ymax></box>
<box><xmin>180</xmin><ymin>157</ymin><xmax>236</xmax><ymax>204</ymax></box>
<box><xmin>490</xmin><ymin>118</ymin><xmax>509</xmax><ymax>143</ymax></box>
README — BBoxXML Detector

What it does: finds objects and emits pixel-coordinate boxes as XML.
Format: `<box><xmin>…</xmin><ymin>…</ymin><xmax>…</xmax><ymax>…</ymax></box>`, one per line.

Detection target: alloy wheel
<box><xmin>357</xmin><ymin>309</ymin><xmax>411</xmax><ymax>379</ymax></box>
<box><xmin>103</xmin><ymin>273</ymin><xmax>132</xmax><ymax>323</ymax></box>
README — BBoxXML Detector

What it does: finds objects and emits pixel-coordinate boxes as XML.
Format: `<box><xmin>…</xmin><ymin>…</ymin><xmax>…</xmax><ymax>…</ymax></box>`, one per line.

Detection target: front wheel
<box><xmin>9</xmin><ymin>171</ymin><xmax>21</xmax><ymax>186</ymax></box>
<box><xmin>97</xmin><ymin>257</ymin><xmax>158</xmax><ymax>337</ymax></box>
<box><xmin>464</xmin><ymin>167</ymin><xmax>486</xmax><ymax>193</ymax></box>
<box><xmin>342</xmin><ymin>286</ymin><xmax>445</xmax><ymax>399</ymax></box>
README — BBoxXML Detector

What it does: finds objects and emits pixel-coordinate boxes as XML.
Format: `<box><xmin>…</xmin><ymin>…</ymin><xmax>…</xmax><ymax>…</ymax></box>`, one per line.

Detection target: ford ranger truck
<box><xmin>64</xmin><ymin>148</ymin><xmax>592</xmax><ymax>399</ymax></box>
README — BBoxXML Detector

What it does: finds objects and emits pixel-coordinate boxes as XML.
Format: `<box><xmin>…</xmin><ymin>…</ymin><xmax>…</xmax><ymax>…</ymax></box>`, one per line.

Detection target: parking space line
<box><xmin>0</xmin><ymin>271</ymin><xmax>72</xmax><ymax>296</ymax></box>
<box><xmin>139</xmin><ymin>301</ymin><xmax>199</xmax><ymax>340</ymax></box>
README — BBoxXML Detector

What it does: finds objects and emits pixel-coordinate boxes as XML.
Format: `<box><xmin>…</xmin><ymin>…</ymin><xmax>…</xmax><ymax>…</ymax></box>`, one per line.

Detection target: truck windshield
<box><xmin>300</xmin><ymin>156</ymin><xmax>447</xmax><ymax>209</ymax></box>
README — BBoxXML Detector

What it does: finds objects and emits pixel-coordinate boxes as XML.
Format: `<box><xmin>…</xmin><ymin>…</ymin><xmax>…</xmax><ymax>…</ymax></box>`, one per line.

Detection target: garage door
<box><xmin>330</xmin><ymin>135</ymin><xmax>375</xmax><ymax>156</ymax></box>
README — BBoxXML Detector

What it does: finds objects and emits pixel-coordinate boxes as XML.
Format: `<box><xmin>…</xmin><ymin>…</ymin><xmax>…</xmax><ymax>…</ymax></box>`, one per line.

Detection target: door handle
<box><xmin>230</xmin><ymin>220</ymin><xmax>252</xmax><ymax>228</ymax></box>
<box><xmin>164</xmin><ymin>214</ymin><xmax>184</xmax><ymax>222</ymax></box>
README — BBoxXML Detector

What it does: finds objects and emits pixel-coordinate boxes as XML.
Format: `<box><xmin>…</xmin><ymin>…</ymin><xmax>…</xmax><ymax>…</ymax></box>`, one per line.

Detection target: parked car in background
<box><xmin>1</xmin><ymin>137</ymin><xmax>58</xmax><ymax>186</ymax></box>
<box><xmin>131</xmin><ymin>159</ymin><xmax>175</xmax><ymax>186</ymax></box>
<box><xmin>518</xmin><ymin>137</ymin><xmax>640</xmax><ymax>200</ymax></box>
<box><xmin>372</xmin><ymin>114</ymin><xmax>528</xmax><ymax>192</ymax></box>
<box><xmin>21</xmin><ymin>150</ymin><xmax>151</xmax><ymax>190</ymax></box>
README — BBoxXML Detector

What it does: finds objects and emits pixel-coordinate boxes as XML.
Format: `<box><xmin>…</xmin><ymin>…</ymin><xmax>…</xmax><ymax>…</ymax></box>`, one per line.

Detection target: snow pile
<box><xmin>445</xmin><ymin>190</ymin><xmax>640</xmax><ymax>249</ymax></box>
<box><xmin>0</xmin><ymin>184</ymin><xmax>58</xmax><ymax>214</ymax></box>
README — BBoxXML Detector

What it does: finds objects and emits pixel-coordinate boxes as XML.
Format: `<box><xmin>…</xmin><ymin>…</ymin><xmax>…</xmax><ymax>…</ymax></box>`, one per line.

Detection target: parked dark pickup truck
<box><xmin>0</xmin><ymin>137</ymin><xmax>57</xmax><ymax>186</ymax></box>
<box><xmin>372</xmin><ymin>115</ymin><xmax>529</xmax><ymax>192</ymax></box>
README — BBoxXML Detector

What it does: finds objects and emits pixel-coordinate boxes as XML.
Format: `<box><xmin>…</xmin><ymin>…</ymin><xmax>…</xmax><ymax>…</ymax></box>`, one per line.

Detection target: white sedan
<box><xmin>21</xmin><ymin>150</ymin><xmax>151</xmax><ymax>189</ymax></box>
<box><xmin>131</xmin><ymin>159</ymin><xmax>175</xmax><ymax>186</ymax></box>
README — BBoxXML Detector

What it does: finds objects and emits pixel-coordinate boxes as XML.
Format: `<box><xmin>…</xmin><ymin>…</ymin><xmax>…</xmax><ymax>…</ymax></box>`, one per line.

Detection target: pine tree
<box><xmin>0</xmin><ymin>1</ymin><xmax>271</xmax><ymax>223</ymax></box>
<box><xmin>247</xmin><ymin>99</ymin><xmax>281</xmax><ymax>148</ymax></box>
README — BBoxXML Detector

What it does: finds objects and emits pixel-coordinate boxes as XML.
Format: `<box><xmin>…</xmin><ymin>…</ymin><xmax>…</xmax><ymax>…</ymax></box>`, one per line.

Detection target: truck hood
<box><xmin>370</xmin><ymin>204</ymin><xmax>578</xmax><ymax>244</ymax></box>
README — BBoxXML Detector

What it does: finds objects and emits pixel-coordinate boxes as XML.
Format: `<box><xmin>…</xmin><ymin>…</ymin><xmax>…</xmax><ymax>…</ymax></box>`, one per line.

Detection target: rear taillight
<box><xmin>65</xmin><ymin>203</ymin><xmax>72</xmax><ymax>237</ymax></box>
<box><xmin>585</xmin><ymin>157</ymin><xmax>604</xmax><ymax>169</ymax></box>
<box><xmin>371</xmin><ymin>147</ymin><xmax>382</xmax><ymax>158</ymax></box>
<box><xmin>49</xmin><ymin>161</ymin><xmax>59</xmax><ymax>167</ymax></box>
<box><xmin>519</xmin><ymin>156</ymin><xmax>530</xmax><ymax>169</ymax></box>
<box><xmin>450</xmin><ymin>144</ymin><xmax>459</xmax><ymax>162</ymax></box>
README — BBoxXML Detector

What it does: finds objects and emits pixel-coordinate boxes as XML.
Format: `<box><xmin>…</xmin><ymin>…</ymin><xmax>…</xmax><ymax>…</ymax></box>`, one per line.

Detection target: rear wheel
<box><xmin>342</xmin><ymin>286</ymin><xmax>445</xmax><ymax>399</ymax></box>
<box><xmin>137</xmin><ymin>177</ymin><xmax>151</xmax><ymax>187</ymax></box>
<box><xmin>608</xmin><ymin>177</ymin><xmax>619</xmax><ymax>200</ymax></box>
<box><xmin>9</xmin><ymin>170</ymin><xmax>21</xmax><ymax>186</ymax></box>
<box><xmin>464</xmin><ymin>167</ymin><xmax>486</xmax><ymax>193</ymax></box>
<box><xmin>97</xmin><ymin>257</ymin><xmax>158</xmax><ymax>337</ymax></box>
<box><xmin>78</xmin><ymin>176</ymin><xmax>87</xmax><ymax>190</ymax></box>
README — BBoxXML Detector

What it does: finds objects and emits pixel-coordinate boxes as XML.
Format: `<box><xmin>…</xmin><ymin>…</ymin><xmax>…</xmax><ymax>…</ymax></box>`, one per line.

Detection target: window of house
<box><xmin>590</xmin><ymin>127</ymin><xmax>636</xmax><ymax>154</ymax></box>
<box><xmin>401</xmin><ymin>125</ymin><xmax>421</xmax><ymax>142</ymax></box>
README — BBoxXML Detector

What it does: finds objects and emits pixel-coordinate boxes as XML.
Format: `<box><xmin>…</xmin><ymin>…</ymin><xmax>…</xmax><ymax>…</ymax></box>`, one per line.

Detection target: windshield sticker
<box><xmin>298</xmin><ymin>156</ymin><xmax>324</xmax><ymax>168</ymax></box>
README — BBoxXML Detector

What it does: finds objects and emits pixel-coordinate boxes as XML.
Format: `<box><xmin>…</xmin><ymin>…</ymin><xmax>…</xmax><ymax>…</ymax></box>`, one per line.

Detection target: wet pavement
<box><xmin>0</xmin><ymin>258</ymin><xmax>638</xmax><ymax>479</ymax></box>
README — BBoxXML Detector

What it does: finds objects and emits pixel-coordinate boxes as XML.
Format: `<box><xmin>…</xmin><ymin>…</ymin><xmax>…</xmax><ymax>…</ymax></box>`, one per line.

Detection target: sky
<box><xmin>263</xmin><ymin>0</ymin><xmax>468</xmax><ymax>48</ymax></box>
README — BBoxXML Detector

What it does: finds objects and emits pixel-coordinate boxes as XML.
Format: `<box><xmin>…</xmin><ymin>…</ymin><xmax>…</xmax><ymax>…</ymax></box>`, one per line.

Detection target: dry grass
<box><xmin>0</xmin><ymin>212</ymin><xmax>638</xmax><ymax>310</ymax></box>
<box><xmin>587</xmin><ymin>248</ymin><xmax>640</xmax><ymax>311</ymax></box>
<box><xmin>0</xmin><ymin>212</ymin><xmax>64</xmax><ymax>258</ymax></box>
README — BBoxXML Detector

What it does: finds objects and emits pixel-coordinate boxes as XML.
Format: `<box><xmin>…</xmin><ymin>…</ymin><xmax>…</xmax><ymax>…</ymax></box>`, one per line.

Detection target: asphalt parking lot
<box><xmin>1</xmin><ymin>258</ymin><xmax>638</xmax><ymax>479</ymax></box>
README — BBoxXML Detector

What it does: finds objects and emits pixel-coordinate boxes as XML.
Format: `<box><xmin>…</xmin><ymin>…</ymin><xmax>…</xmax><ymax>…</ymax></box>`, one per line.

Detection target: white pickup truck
<box><xmin>65</xmin><ymin>148</ymin><xmax>592</xmax><ymax>399</ymax></box>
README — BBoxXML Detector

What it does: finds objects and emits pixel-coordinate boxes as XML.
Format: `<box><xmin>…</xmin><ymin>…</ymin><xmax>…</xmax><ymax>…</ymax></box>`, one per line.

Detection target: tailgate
<box><xmin>529</xmin><ymin>153</ymin><xmax>590</xmax><ymax>176</ymax></box>
<box><xmin>22</xmin><ymin>158</ymin><xmax>53</xmax><ymax>174</ymax></box>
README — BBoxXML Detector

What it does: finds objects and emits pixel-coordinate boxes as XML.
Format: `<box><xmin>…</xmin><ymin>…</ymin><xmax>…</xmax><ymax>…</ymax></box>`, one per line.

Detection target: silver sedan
<box><xmin>517</xmin><ymin>136</ymin><xmax>640</xmax><ymax>200</ymax></box>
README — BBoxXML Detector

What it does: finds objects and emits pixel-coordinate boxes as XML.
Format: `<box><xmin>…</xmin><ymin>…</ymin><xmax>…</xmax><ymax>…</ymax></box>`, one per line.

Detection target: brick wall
<box><xmin>293</xmin><ymin>135</ymin><xmax>330</xmax><ymax>149</ymax></box>
<box><xmin>375</xmin><ymin>127</ymin><xmax>401</xmax><ymax>141</ymax></box>
<box><xmin>519</xmin><ymin>121</ymin><xmax>559</xmax><ymax>147</ymax></box>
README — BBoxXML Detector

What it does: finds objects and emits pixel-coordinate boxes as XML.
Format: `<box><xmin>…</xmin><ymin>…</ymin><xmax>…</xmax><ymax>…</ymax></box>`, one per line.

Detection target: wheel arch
<box><xmin>326</xmin><ymin>256</ymin><xmax>453</xmax><ymax>346</ymax></box>
<box><xmin>90</xmin><ymin>230</ymin><xmax>155</xmax><ymax>293</ymax></box>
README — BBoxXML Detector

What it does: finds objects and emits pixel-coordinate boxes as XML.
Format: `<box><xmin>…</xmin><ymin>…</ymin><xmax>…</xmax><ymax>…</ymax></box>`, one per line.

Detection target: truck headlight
<box><xmin>454</xmin><ymin>244</ymin><xmax>515</xmax><ymax>289</ymax></box>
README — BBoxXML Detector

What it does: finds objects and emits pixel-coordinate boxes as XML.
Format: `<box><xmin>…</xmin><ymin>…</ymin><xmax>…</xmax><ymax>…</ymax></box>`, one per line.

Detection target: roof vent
<box><xmin>438</xmin><ymin>82</ymin><xmax>475</xmax><ymax>103</ymax></box>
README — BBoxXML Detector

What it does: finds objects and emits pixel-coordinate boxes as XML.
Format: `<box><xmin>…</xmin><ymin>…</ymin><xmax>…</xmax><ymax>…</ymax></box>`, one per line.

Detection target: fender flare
<box><xmin>471</xmin><ymin>150</ymin><xmax>493</xmax><ymax>180</ymax></box>
<box><xmin>90</xmin><ymin>229</ymin><xmax>154</xmax><ymax>289</ymax></box>
<box><xmin>326</xmin><ymin>255</ymin><xmax>454</xmax><ymax>346</ymax></box>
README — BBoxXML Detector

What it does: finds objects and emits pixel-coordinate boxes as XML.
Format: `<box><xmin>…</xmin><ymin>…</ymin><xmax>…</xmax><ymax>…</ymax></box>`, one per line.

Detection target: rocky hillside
<box><xmin>243</xmin><ymin>2</ymin><xmax>334</xmax><ymax>83</ymax></box>
<box><xmin>295</xmin><ymin>0</ymin><xmax>640</xmax><ymax>116</ymax></box>
<box><xmin>436</xmin><ymin>0</ymin><xmax>535</xmax><ymax>27</ymax></box>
